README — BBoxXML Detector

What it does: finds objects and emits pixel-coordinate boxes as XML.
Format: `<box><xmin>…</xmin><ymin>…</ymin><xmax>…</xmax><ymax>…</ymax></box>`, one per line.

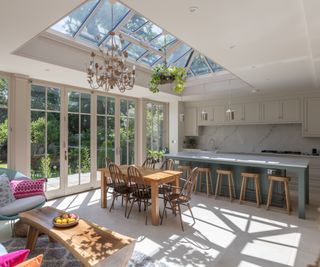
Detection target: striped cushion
<box><xmin>10</xmin><ymin>179</ymin><xmax>45</xmax><ymax>199</ymax></box>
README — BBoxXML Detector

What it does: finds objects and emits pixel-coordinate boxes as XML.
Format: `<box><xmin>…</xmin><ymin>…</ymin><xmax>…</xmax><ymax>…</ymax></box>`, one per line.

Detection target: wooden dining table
<box><xmin>98</xmin><ymin>165</ymin><xmax>182</xmax><ymax>225</ymax></box>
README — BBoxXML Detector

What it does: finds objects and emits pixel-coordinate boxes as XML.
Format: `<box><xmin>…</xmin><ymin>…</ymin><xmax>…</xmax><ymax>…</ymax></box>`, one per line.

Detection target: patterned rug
<box><xmin>3</xmin><ymin>236</ymin><xmax>156</xmax><ymax>267</ymax></box>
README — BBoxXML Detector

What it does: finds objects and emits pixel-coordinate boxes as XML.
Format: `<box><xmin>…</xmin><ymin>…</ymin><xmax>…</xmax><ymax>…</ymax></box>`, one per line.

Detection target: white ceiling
<box><xmin>120</xmin><ymin>0</ymin><xmax>320</xmax><ymax>97</ymax></box>
<box><xmin>1</xmin><ymin>0</ymin><xmax>320</xmax><ymax>101</ymax></box>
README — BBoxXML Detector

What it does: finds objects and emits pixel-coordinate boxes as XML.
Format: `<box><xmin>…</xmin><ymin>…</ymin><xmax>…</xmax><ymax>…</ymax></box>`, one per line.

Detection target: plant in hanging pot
<box><xmin>149</xmin><ymin>64</ymin><xmax>187</xmax><ymax>94</ymax></box>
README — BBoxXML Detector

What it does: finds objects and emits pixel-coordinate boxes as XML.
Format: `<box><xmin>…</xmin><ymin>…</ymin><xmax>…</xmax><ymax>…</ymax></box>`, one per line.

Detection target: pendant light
<box><xmin>226</xmin><ymin>80</ymin><xmax>235</xmax><ymax>120</ymax></box>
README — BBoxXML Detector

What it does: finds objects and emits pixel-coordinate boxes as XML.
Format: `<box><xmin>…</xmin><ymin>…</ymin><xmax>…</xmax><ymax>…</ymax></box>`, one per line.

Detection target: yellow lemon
<box><xmin>62</xmin><ymin>219</ymin><xmax>68</xmax><ymax>224</ymax></box>
<box><xmin>56</xmin><ymin>219</ymin><xmax>62</xmax><ymax>224</ymax></box>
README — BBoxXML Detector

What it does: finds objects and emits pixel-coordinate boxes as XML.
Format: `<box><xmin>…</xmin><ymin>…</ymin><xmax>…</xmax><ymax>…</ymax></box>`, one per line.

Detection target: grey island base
<box><xmin>165</xmin><ymin>151</ymin><xmax>309</xmax><ymax>219</ymax></box>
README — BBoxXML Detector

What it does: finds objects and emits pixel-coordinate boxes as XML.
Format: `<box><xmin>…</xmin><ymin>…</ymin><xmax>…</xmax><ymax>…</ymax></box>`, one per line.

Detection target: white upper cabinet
<box><xmin>226</xmin><ymin>103</ymin><xmax>244</xmax><ymax>122</ymax></box>
<box><xmin>198</xmin><ymin>106</ymin><xmax>213</xmax><ymax>126</ymax></box>
<box><xmin>281</xmin><ymin>99</ymin><xmax>301</xmax><ymax>122</ymax></box>
<box><xmin>212</xmin><ymin>105</ymin><xmax>226</xmax><ymax>123</ymax></box>
<box><xmin>303</xmin><ymin>97</ymin><xmax>320</xmax><ymax>137</ymax></box>
<box><xmin>184</xmin><ymin>107</ymin><xmax>198</xmax><ymax>136</ymax></box>
<box><xmin>244</xmin><ymin>102</ymin><xmax>260</xmax><ymax>123</ymax></box>
<box><xmin>262</xmin><ymin>101</ymin><xmax>280</xmax><ymax>122</ymax></box>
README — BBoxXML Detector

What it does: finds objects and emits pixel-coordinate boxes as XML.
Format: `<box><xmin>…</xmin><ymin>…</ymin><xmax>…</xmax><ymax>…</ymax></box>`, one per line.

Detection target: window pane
<box><xmin>125</xmin><ymin>44</ymin><xmax>147</xmax><ymax>60</ymax></box>
<box><xmin>68</xmin><ymin>113</ymin><xmax>79</xmax><ymax>186</ymax></box>
<box><xmin>122</xmin><ymin>14</ymin><xmax>147</xmax><ymax>34</ymax></box>
<box><xmin>206</xmin><ymin>57</ymin><xmax>223</xmax><ymax>72</ymax></box>
<box><xmin>31</xmin><ymin>85</ymin><xmax>46</xmax><ymax>110</ymax></box>
<box><xmin>81</xmin><ymin>93</ymin><xmax>91</xmax><ymax>113</ymax></box>
<box><xmin>68</xmin><ymin>92</ymin><xmax>80</xmax><ymax>112</ymax></box>
<box><xmin>133</xmin><ymin>22</ymin><xmax>162</xmax><ymax>42</ymax></box>
<box><xmin>120</xmin><ymin>99</ymin><xmax>127</xmax><ymax>116</ymax></box>
<box><xmin>167</xmin><ymin>44</ymin><xmax>191</xmax><ymax>65</ymax></box>
<box><xmin>120</xmin><ymin>117</ymin><xmax>127</xmax><ymax>165</ymax></box>
<box><xmin>190</xmin><ymin>55</ymin><xmax>211</xmax><ymax>75</ymax></box>
<box><xmin>0</xmin><ymin>78</ymin><xmax>8</xmax><ymax>107</ymax></box>
<box><xmin>47</xmin><ymin>88</ymin><xmax>60</xmax><ymax>111</ymax></box>
<box><xmin>51</xmin><ymin>0</ymin><xmax>99</xmax><ymax>36</ymax></box>
<box><xmin>31</xmin><ymin>111</ymin><xmax>45</xmax><ymax>179</ymax></box>
<box><xmin>140</xmin><ymin>53</ymin><xmax>161</xmax><ymax>66</ymax></box>
<box><xmin>150</xmin><ymin>34</ymin><xmax>176</xmax><ymax>50</ymax></box>
<box><xmin>79</xmin><ymin>0</ymin><xmax>129</xmax><ymax>44</ymax></box>
<box><xmin>128</xmin><ymin>101</ymin><xmax>135</xmax><ymax>117</ymax></box>
<box><xmin>97</xmin><ymin>95</ymin><xmax>106</xmax><ymax>115</ymax></box>
<box><xmin>97</xmin><ymin>116</ymin><xmax>106</xmax><ymax>170</ymax></box>
<box><xmin>80</xmin><ymin>115</ymin><xmax>90</xmax><ymax>184</ymax></box>
<box><xmin>0</xmin><ymin>78</ymin><xmax>8</xmax><ymax>169</ymax></box>
<box><xmin>171</xmin><ymin>50</ymin><xmax>192</xmax><ymax>68</ymax></box>
<box><xmin>107</xmin><ymin>116</ymin><xmax>115</xmax><ymax>162</ymax></box>
<box><xmin>107</xmin><ymin>97</ymin><xmax>115</xmax><ymax>115</ymax></box>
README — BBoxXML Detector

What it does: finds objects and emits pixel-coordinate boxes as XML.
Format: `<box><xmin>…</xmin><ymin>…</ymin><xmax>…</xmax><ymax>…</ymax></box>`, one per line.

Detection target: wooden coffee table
<box><xmin>20</xmin><ymin>207</ymin><xmax>135</xmax><ymax>267</ymax></box>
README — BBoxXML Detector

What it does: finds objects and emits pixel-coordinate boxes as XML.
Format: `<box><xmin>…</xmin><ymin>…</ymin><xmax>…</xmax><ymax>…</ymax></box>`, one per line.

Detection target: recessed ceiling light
<box><xmin>189</xmin><ymin>6</ymin><xmax>199</xmax><ymax>13</ymax></box>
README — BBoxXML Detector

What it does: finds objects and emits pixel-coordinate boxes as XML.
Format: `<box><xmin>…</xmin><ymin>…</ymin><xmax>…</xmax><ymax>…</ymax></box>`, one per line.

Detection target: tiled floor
<box><xmin>0</xmin><ymin>190</ymin><xmax>319</xmax><ymax>267</ymax></box>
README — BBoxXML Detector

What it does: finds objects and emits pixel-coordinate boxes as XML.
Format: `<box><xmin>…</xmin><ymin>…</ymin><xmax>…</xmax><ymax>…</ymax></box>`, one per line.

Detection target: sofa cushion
<box><xmin>0</xmin><ymin>195</ymin><xmax>46</xmax><ymax>216</ymax></box>
<box><xmin>0</xmin><ymin>243</ymin><xmax>7</xmax><ymax>256</ymax></box>
<box><xmin>0</xmin><ymin>249</ymin><xmax>29</xmax><ymax>267</ymax></box>
<box><xmin>0</xmin><ymin>174</ymin><xmax>15</xmax><ymax>208</ymax></box>
<box><xmin>16</xmin><ymin>254</ymin><xmax>43</xmax><ymax>267</ymax></box>
<box><xmin>10</xmin><ymin>179</ymin><xmax>46</xmax><ymax>199</ymax></box>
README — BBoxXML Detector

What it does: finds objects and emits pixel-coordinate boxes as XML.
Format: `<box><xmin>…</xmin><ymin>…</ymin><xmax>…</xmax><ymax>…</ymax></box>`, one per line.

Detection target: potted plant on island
<box><xmin>149</xmin><ymin>64</ymin><xmax>187</xmax><ymax>94</ymax></box>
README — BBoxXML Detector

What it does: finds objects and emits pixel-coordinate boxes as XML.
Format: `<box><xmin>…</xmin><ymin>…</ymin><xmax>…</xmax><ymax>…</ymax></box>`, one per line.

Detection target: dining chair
<box><xmin>104</xmin><ymin>157</ymin><xmax>115</xmax><ymax>207</ymax></box>
<box><xmin>160</xmin><ymin>167</ymin><xmax>199</xmax><ymax>231</ymax></box>
<box><xmin>142</xmin><ymin>157</ymin><xmax>156</xmax><ymax>169</ymax></box>
<box><xmin>108</xmin><ymin>163</ymin><xmax>131</xmax><ymax>217</ymax></box>
<box><xmin>159</xmin><ymin>158</ymin><xmax>175</xmax><ymax>170</ymax></box>
<box><xmin>126</xmin><ymin>165</ymin><xmax>152</xmax><ymax>224</ymax></box>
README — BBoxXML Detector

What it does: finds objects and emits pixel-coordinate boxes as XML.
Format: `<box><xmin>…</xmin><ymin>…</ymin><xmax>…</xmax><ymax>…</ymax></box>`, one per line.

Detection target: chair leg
<box><xmin>187</xmin><ymin>203</ymin><xmax>195</xmax><ymax>224</ymax></box>
<box><xmin>254</xmin><ymin>177</ymin><xmax>260</xmax><ymax>207</ymax></box>
<box><xmin>145</xmin><ymin>199</ymin><xmax>148</xmax><ymax>225</ymax></box>
<box><xmin>206</xmin><ymin>172</ymin><xmax>209</xmax><ymax>197</ymax></box>
<box><xmin>284</xmin><ymin>181</ymin><xmax>291</xmax><ymax>215</ymax></box>
<box><xmin>228</xmin><ymin>175</ymin><xmax>233</xmax><ymax>202</ymax></box>
<box><xmin>177</xmin><ymin>204</ymin><xmax>184</xmax><ymax>231</ymax></box>
<box><xmin>231</xmin><ymin>173</ymin><xmax>236</xmax><ymax>199</ymax></box>
<box><xmin>124</xmin><ymin>194</ymin><xmax>130</xmax><ymax>217</ymax></box>
<box><xmin>109</xmin><ymin>192</ymin><xmax>117</xmax><ymax>212</ymax></box>
<box><xmin>209</xmin><ymin>172</ymin><xmax>214</xmax><ymax>195</ymax></box>
<box><xmin>160</xmin><ymin>199</ymin><xmax>168</xmax><ymax>225</ymax></box>
<box><xmin>239</xmin><ymin>176</ymin><xmax>245</xmax><ymax>204</ymax></box>
<box><xmin>127</xmin><ymin>198</ymin><xmax>136</xmax><ymax>219</ymax></box>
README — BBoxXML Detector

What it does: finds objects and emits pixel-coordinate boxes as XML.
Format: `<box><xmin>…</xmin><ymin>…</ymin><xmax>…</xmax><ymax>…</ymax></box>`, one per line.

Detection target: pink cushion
<box><xmin>10</xmin><ymin>179</ymin><xmax>46</xmax><ymax>199</ymax></box>
<box><xmin>0</xmin><ymin>249</ymin><xmax>30</xmax><ymax>267</ymax></box>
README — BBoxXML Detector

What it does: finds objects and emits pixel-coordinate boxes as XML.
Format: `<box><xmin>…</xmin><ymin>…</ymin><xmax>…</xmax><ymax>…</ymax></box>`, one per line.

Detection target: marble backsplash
<box><xmin>195</xmin><ymin>124</ymin><xmax>320</xmax><ymax>154</ymax></box>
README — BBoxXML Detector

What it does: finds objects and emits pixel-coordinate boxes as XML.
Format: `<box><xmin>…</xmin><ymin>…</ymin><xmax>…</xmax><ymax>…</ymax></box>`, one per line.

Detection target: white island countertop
<box><xmin>165</xmin><ymin>151</ymin><xmax>309</xmax><ymax>169</ymax></box>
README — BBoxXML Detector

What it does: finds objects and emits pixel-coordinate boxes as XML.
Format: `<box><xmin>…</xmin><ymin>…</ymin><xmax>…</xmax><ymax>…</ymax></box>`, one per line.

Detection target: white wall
<box><xmin>169</xmin><ymin>101</ymin><xmax>184</xmax><ymax>153</ymax></box>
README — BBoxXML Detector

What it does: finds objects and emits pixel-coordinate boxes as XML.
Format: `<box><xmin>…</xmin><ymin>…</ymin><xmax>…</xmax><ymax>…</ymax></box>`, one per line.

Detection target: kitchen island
<box><xmin>165</xmin><ymin>151</ymin><xmax>310</xmax><ymax>219</ymax></box>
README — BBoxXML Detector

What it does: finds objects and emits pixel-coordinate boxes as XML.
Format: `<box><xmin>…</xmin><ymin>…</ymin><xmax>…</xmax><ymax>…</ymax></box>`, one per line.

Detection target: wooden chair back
<box><xmin>160</xmin><ymin>159</ymin><xmax>174</xmax><ymax>170</ymax></box>
<box><xmin>105</xmin><ymin>157</ymin><xmax>113</xmax><ymax>168</ymax></box>
<box><xmin>109</xmin><ymin>163</ymin><xmax>127</xmax><ymax>187</ymax></box>
<box><xmin>127</xmin><ymin>165</ymin><xmax>149</xmax><ymax>197</ymax></box>
<box><xmin>142</xmin><ymin>157</ymin><xmax>156</xmax><ymax>169</ymax></box>
<box><xmin>180</xmin><ymin>167</ymin><xmax>199</xmax><ymax>201</ymax></box>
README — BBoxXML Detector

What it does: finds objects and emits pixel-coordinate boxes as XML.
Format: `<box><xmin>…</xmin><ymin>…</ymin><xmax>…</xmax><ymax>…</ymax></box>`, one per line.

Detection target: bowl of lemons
<box><xmin>53</xmin><ymin>213</ymin><xmax>79</xmax><ymax>228</ymax></box>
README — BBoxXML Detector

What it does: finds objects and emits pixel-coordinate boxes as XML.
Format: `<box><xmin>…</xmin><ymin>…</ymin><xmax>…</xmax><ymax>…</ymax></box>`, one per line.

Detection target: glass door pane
<box><xmin>67</xmin><ymin>91</ymin><xmax>91</xmax><ymax>187</ymax></box>
<box><xmin>30</xmin><ymin>85</ymin><xmax>61</xmax><ymax>192</ymax></box>
<box><xmin>97</xmin><ymin>96</ymin><xmax>115</xmax><ymax>180</ymax></box>
<box><xmin>120</xmin><ymin>99</ymin><xmax>135</xmax><ymax>165</ymax></box>
<box><xmin>0</xmin><ymin>77</ymin><xmax>9</xmax><ymax>168</ymax></box>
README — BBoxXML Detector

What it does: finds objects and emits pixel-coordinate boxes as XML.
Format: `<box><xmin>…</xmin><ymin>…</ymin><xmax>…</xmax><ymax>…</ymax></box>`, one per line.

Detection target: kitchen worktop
<box><xmin>167</xmin><ymin>151</ymin><xmax>309</xmax><ymax>168</ymax></box>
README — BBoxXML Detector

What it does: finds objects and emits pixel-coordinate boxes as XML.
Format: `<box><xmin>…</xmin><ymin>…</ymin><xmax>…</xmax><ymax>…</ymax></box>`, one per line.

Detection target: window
<box><xmin>31</xmin><ymin>85</ymin><xmax>60</xmax><ymax>191</ymax></box>
<box><xmin>120</xmin><ymin>99</ymin><xmax>135</xmax><ymax>165</ymax></box>
<box><xmin>146</xmin><ymin>102</ymin><xmax>165</xmax><ymax>153</ymax></box>
<box><xmin>97</xmin><ymin>95</ymin><xmax>115</xmax><ymax>179</ymax></box>
<box><xmin>0</xmin><ymin>77</ymin><xmax>8</xmax><ymax>168</ymax></box>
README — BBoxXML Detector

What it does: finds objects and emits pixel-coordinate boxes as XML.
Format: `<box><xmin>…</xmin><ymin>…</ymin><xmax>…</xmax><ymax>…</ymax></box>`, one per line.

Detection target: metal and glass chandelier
<box><xmin>87</xmin><ymin>2</ymin><xmax>135</xmax><ymax>93</ymax></box>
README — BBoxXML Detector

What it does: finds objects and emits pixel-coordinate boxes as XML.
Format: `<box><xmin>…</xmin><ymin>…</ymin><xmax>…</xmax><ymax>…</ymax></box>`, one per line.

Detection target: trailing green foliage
<box><xmin>147</xmin><ymin>149</ymin><xmax>165</xmax><ymax>162</ymax></box>
<box><xmin>149</xmin><ymin>64</ymin><xmax>187</xmax><ymax>94</ymax></box>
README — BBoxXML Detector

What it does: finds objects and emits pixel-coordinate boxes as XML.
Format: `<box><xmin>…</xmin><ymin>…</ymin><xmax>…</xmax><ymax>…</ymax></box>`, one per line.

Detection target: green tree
<box><xmin>0</xmin><ymin>119</ymin><xmax>8</xmax><ymax>147</ymax></box>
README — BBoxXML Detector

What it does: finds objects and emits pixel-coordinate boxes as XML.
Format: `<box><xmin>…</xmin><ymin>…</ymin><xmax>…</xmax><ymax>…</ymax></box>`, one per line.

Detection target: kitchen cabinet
<box><xmin>212</xmin><ymin>105</ymin><xmax>226</xmax><ymax>123</ymax></box>
<box><xmin>281</xmin><ymin>99</ymin><xmax>301</xmax><ymax>122</ymax></box>
<box><xmin>198</xmin><ymin>107</ymin><xmax>213</xmax><ymax>126</ymax></box>
<box><xmin>226</xmin><ymin>103</ymin><xmax>244</xmax><ymax>122</ymax></box>
<box><xmin>243</xmin><ymin>102</ymin><xmax>260</xmax><ymax>123</ymax></box>
<box><xmin>303</xmin><ymin>97</ymin><xmax>320</xmax><ymax>137</ymax></box>
<box><xmin>262</xmin><ymin>101</ymin><xmax>280</xmax><ymax>122</ymax></box>
<box><xmin>184</xmin><ymin>107</ymin><xmax>198</xmax><ymax>136</ymax></box>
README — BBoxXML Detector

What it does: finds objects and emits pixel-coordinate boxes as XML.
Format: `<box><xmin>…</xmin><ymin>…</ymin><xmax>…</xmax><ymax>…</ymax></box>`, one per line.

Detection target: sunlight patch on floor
<box><xmin>134</xmin><ymin>237</ymin><xmax>163</xmax><ymax>257</ymax></box>
<box><xmin>247</xmin><ymin>220</ymin><xmax>281</xmax><ymax>234</ymax></box>
<box><xmin>222</xmin><ymin>213</ymin><xmax>249</xmax><ymax>232</ymax></box>
<box><xmin>241</xmin><ymin>239</ymin><xmax>297</xmax><ymax>266</ymax></box>
<box><xmin>55</xmin><ymin>195</ymin><xmax>77</xmax><ymax>210</ymax></box>
<box><xmin>258</xmin><ymin>233</ymin><xmax>301</xmax><ymax>247</ymax></box>
<box><xmin>238</xmin><ymin>260</ymin><xmax>262</xmax><ymax>267</ymax></box>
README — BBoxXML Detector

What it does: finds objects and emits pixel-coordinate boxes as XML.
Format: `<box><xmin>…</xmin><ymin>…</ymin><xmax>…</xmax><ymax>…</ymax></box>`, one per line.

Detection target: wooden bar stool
<box><xmin>194</xmin><ymin>167</ymin><xmax>214</xmax><ymax>197</ymax></box>
<box><xmin>215</xmin><ymin>169</ymin><xmax>236</xmax><ymax>201</ymax></box>
<box><xmin>178</xmin><ymin>165</ymin><xmax>191</xmax><ymax>178</ymax></box>
<box><xmin>266</xmin><ymin>175</ymin><xmax>291</xmax><ymax>214</ymax></box>
<box><xmin>239</xmin><ymin>172</ymin><xmax>262</xmax><ymax>207</ymax></box>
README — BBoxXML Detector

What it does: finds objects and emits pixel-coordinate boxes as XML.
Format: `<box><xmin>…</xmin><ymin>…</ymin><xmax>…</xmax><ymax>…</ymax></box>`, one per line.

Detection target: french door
<box><xmin>31</xmin><ymin>84</ymin><xmax>137</xmax><ymax>199</ymax></box>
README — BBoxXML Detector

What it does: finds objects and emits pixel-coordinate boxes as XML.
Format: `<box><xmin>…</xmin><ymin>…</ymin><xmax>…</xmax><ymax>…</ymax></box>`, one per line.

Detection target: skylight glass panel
<box><xmin>150</xmin><ymin>34</ymin><xmax>176</xmax><ymax>50</ymax></box>
<box><xmin>171</xmin><ymin>50</ymin><xmax>192</xmax><ymax>68</ymax></box>
<box><xmin>167</xmin><ymin>44</ymin><xmax>191</xmax><ymax>65</ymax></box>
<box><xmin>122</xmin><ymin>14</ymin><xmax>147</xmax><ymax>34</ymax></box>
<box><xmin>125</xmin><ymin>44</ymin><xmax>147</xmax><ymax>59</ymax></box>
<box><xmin>190</xmin><ymin>55</ymin><xmax>211</xmax><ymax>75</ymax></box>
<box><xmin>103</xmin><ymin>35</ymin><xmax>130</xmax><ymax>50</ymax></box>
<box><xmin>187</xmin><ymin>70</ymin><xmax>194</xmax><ymax>78</ymax></box>
<box><xmin>79</xmin><ymin>0</ymin><xmax>129</xmax><ymax>44</ymax></box>
<box><xmin>140</xmin><ymin>53</ymin><xmax>161</xmax><ymax>66</ymax></box>
<box><xmin>51</xmin><ymin>0</ymin><xmax>99</xmax><ymax>36</ymax></box>
<box><xmin>133</xmin><ymin>22</ymin><xmax>162</xmax><ymax>42</ymax></box>
<box><xmin>206</xmin><ymin>57</ymin><xmax>223</xmax><ymax>72</ymax></box>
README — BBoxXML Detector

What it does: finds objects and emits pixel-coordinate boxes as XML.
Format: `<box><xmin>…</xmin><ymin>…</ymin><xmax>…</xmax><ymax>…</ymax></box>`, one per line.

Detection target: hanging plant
<box><xmin>149</xmin><ymin>64</ymin><xmax>187</xmax><ymax>94</ymax></box>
